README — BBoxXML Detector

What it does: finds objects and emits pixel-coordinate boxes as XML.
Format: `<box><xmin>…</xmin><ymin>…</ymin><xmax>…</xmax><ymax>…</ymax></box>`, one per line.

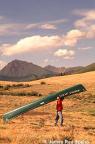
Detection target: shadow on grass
<box><xmin>25</xmin><ymin>111</ymin><xmax>50</xmax><ymax>116</ymax></box>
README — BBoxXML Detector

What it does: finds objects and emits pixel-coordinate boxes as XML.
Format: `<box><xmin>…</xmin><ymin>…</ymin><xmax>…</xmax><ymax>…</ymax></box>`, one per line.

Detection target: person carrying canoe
<box><xmin>55</xmin><ymin>95</ymin><xmax>64</xmax><ymax>126</ymax></box>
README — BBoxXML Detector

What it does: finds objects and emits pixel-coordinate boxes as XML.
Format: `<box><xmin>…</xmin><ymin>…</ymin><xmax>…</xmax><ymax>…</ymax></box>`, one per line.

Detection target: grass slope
<box><xmin>0</xmin><ymin>71</ymin><xmax>95</xmax><ymax>144</ymax></box>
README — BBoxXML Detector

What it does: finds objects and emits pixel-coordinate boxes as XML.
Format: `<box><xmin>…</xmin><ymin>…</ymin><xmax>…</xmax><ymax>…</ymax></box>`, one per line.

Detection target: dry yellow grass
<box><xmin>0</xmin><ymin>71</ymin><xmax>95</xmax><ymax>144</ymax></box>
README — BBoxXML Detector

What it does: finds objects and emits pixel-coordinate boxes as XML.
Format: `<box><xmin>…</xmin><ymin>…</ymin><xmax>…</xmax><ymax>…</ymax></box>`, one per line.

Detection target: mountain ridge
<box><xmin>44</xmin><ymin>63</ymin><xmax>95</xmax><ymax>74</ymax></box>
<box><xmin>0</xmin><ymin>59</ymin><xmax>95</xmax><ymax>81</ymax></box>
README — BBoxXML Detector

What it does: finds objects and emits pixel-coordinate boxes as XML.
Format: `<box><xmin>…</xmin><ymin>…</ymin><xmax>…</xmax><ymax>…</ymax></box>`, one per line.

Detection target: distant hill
<box><xmin>0</xmin><ymin>60</ymin><xmax>53</xmax><ymax>81</ymax></box>
<box><xmin>63</xmin><ymin>66</ymin><xmax>84</xmax><ymax>75</ymax></box>
<box><xmin>77</xmin><ymin>63</ymin><xmax>95</xmax><ymax>73</ymax></box>
<box><xmin>44</xmin><ymin>65</ymin><xmax>84</xmax><ymax>75</ymax></box>
<box><xmin>44</xmin><ymin>63</ymin><xmax>95</xmax><ymax>75</ymax></box>
<box><xmin>44</xmin><ymin>65</ymin><xmax>65</xmax><ymax>74</ymax></box>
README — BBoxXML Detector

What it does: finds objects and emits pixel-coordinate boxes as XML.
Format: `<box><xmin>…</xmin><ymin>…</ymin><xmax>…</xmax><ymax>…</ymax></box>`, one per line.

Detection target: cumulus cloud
<box><xmin>0</xmin><ymin>60</ymin><xmax>7</xmax><ymax>70</ymax></box>
<box><xmin>54</xmin><ymin>49</ymin><xmax>75</xmax><ymax>59</ymax></box>
<box><xmin>2</xmin><ymin>35</ymin><xmax>65</xmax><ymax>56</ymax></box>
<box><xmin>1</xmin><ymin>29</ymin><xmax>86</xmax><ymax>56</ymax></box>
<box><xmin>64</xmin><ymin>29</ymin><xmax>85</xmax><ymax>46</ymax></box>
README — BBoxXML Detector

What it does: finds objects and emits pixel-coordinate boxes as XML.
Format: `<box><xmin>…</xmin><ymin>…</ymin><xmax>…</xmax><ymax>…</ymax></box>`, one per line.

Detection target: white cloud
<box><xmin>26</xmin><ymin>23</ymin><xmax>57</xmax><ymax>30</ymax></box>
<box><xmin>75</xmin><ymin>19</ymin><xmax>88</xmax><ymax>28</ymax></box>
<box><xmin>74</xmin><ymin>9</ymin><xmax>95</xmax><ymax>40</ymax></box>
<box><xmin>48</xmin><ymin>19</ymin><xmax>67</xmax><ymax>24</ymax></box>
<box><xmin>54</xmin><ymin>49</ymin><xmax>75</xmax><ymax>59</ymax></box>
<box><xmin>25</xmin><ymin>24</ymin><xmax>39</xmax><ymax>29</ymax></box>
<box><xmin>0</xmin><ymin>18</ymin><xmax>67</xmax><ymax>35</ymax></box>
<box><xmin>44</xmin><ymin>59</ymin><xmax>49</xmax><ymax>63</ymax></box>
<box><xmin>25</xmin><ymin>19</ymin><xmax>67</xmax><ymax>30</ymax></box>
<box><xmin>86</xmin><ymin>24</ymin><xmax>95</xmax><ymax>39</ymax></box>
<box><xmin>0</xmin><ymin>23</ymin><xmax>25</xmax><ymax>36</ymax></box>
<box><xmin>64</xmin><ymin>29</ymin><xmax>85</xmax><ymax>46</ymax></box>
<box><xmin>1</xmin><ymin>43</ymin><xmax>12</xmax><ymax>47</ymax></box>
<box><xmin>78</xmin><ymin>46</ymin><xmax>93</xmax><ymax>50</ymax></box>
<box><xmin>2</xmin><ymin>35</ymin><xmax>65</xmax><ymax>56</ymax></box>
<box><xmin>40</xmin><ymin>24</ymin><xmax>56</xmax><ymax>29</ymax></box>
<box><xmin>74</xmin><ymin>9</ymin><xmax>95</xmax><ymax>20</ymax></box>
<box><xmin>74</xmin><ymin>10</ymin><xmax>95</xmax><ymax>29</ymax></box>
<box><xmin>0</xmin><ymin>60</ymin><xmax>7</xmax><ymax>70</ymax></box>
<box><xmin>1</xmin><ymin>29</ymin><xmax>87</xmax><ymax>56</ymax></box>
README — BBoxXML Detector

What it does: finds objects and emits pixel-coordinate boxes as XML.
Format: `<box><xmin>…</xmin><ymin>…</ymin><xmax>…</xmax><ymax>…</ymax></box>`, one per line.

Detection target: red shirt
<box><xmin>56</xmin><ymin>99</ymin><xmax>63</xmax><ymax>111</ymax></box>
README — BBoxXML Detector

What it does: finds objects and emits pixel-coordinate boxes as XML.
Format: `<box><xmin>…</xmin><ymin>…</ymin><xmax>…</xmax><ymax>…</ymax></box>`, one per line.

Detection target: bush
<box><xmin>24</xmin><ymin>84</ymin><xmax>31</xmax><ymax>87</ymax></box>
<box><xmin>26</xmin><ymin>92</ymin><xmax>42</xmax><ymax>96</ymax></box>
<box><xmin>17</xmin><ymin>92</ymin><xmax>26</xmax><ymax>96</ymax></box>
<box><xmin>14</xmin><ymin>91</ymin><xmax>39</xmax><ymax>96</ymax></box>
<box><xmin>40</xmin><ymin>81</ymin><xmax>46</xmax><ymax>85</ymax></box>
<box><xmin>38</xmin><ymin>93</ymin><xmax>43</xmax><ymax>96</ymax></box>
<box><xmin>16</xmin><ymin>83</ymin><xmax>24</xmax><ymax>87</ymax></box>
<box><xmin>11</xmin><ymin>84</ymin><xmax>23</xmax><ymax>87</ymax></box>
<box><xmin>88</xmin><ymin>109</ymin><xmax>95</xmax><ymax>116</ymax></box>
<box><xmin>0</xmin><ymin>85</ymin><xmax>3</xmax><ymax>88</ymax></box>
<box><xmin>12</xmin><ymin>84</ymin><xmax>16</xmax><ymax>87</ymax></box>
<box><xmin>11</xmin><ymin>83</ymin><xmax>31</xmax><ymax>88</ymax></box>
<box><xmin>30</xmin><ymin>91</ymin><xmax>39</xmax><ymax>96</ymax></box>
<box><xmin>3</xmin><ymin>85</ymin><xmax>10</xmax><ymax>90</ymax></box>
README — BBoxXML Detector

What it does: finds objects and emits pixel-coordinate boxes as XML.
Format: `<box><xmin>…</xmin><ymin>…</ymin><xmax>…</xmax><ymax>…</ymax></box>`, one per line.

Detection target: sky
<box><xmin>0</xmin><ymin>0</ymin><xmax>95</xmax><ymax>69</ymax></box>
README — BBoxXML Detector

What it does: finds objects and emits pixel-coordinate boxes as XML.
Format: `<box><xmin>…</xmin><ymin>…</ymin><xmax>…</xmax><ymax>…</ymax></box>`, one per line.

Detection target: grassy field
<box><xmin>0</xmin><ymin>71</ymin><xmax>95</xmax><ymax>144</ymax></box>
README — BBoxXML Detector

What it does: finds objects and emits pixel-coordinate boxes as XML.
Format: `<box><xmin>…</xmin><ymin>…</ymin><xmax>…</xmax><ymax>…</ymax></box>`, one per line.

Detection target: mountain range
<box><xmin>45</xmin><ymin>63</ymin><xmax>95</xmax><ymax>74</ymax></box>
<box><xmin>0</xmin><ymin>59</ymin><xmax>95</xmax><ymax>81</ymax></box>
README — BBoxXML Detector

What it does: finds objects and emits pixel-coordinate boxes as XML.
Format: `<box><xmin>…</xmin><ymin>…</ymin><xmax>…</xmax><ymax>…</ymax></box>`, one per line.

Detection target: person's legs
<box><xmin>55</xmin><ymin>111</ymin><xmax>59</xmax><ymax>125</ymax></box>
<box><xmin>58</xmin><ymin>111</ymin><xmax>63</xmax><ymax>126</ymax></box>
